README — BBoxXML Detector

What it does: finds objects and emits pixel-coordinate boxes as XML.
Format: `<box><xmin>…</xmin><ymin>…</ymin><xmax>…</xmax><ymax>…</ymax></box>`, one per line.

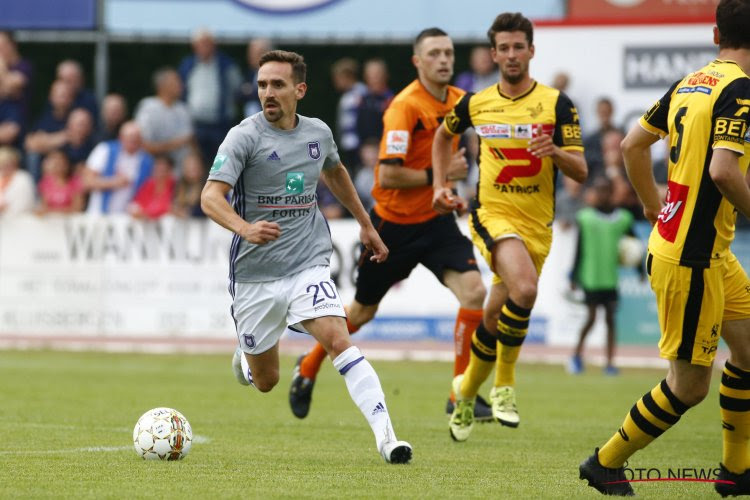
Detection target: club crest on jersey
<box><xmin>242</xmin><ymin>334</ymin><xmax>256</xmax><ymax>349</ymax></box>
<box><xmin>307</xmin><ymin>141</ymin><xmax>321</xmax><ymax>160</ymax></box>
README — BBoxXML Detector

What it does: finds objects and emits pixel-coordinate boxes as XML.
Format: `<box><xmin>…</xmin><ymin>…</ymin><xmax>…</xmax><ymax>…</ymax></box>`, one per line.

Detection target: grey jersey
<box><xmin>208</xmin><ymin>113</ymin><xmax>340</xmax><ymax>282</ymax></box>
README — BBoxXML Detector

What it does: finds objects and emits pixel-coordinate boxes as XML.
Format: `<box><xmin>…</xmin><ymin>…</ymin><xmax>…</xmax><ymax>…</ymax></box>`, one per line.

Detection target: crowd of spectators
<box><xmin>0</xmin><ymin>30</ymin><xmax>657</xmax><ymax>225</ymax></box>
<box><xmin>0</xmin><ymin>29</ymin><xmax>252</xmax><ymax>219</ymax></box>
<box><xmin>0</xmin><ymin>27</ymin><xmax>404</xmax><ymax>221</ymax></box>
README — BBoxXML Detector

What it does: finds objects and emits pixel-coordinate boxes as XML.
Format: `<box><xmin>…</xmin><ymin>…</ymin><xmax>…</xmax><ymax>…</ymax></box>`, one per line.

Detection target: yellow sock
<box><xmin>599</xmin><ymin>379</ymin><xmax>688</xmax><ymax>468</ymax></box>
<box><xmin>494</xmin><ymin>299</ymin><xmax>530</xmax><ymax>387</ymax></box>
<box><xmin>459</xmin><ymin>323</ymin><xmax>496</xmax><ymax>399</ymax></box>
<box><xmin>721</xmin><ymin>361</ymin><xmax>750</xmax><ymax>474</ymax></box>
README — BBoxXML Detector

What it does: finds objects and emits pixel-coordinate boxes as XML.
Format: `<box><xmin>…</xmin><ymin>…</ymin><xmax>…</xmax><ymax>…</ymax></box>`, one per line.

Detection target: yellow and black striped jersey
<box><xmin>442</xmin><ymin>81</ymin><xmax>583</xmax><ymax>235</ymax></box>
<box><xmin>640</xmin><ymin>59</ymin><xmax>750</xmax><ymax>268</ymax></box>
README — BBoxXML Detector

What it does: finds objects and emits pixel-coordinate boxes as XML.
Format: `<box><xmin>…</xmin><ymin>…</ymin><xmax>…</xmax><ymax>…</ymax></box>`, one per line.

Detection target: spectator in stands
<box><xmin>454</xmin><ymin>46</ymin><xmax>496</xmax><ymax>93</ymax></box>
<box><xmin>0</xmin><ymin>146</ymin><xmax>34</xmax><ymax>217</ymax></box>
<box><xmin>26</xmin><ymin>80</ymin><xmax>75</xmax><ymax>140</ymax></box>
<box><xmin>36</xmin><ymin>150</ymin><xmax>84</xmax><ymax>214</ymax></box>
<box><xmin>128</xmin><ymin>154</ymin><xmax>175</xmax><ymax>219</ymax></box>
<box><xmin>238</xmin><ymin>37</ymin><xmax>271</xmax><ymax>117</ymax></box>
<box><xmin>25</xmin><ymin>108</ymin><xmax>95</xmax><ymax>173</ymax></box>
<box><xmin>172</xmin><ymin>150</ymin><xmax>205</xmax><ymax>218</ymax></box>
<box><xmin>135</xmin><ymin>67</ymin><xmax>194</xmax><ymax>174</ymax></box>
<box><xmin>551</xmin><ymin>71</ymin><xmax>570</xmax><ymax>92</ymax></box>
<box><xmin>600</xmin><ymin>128</ymin><xmax>643</xmax><ymax>220</ymax></box>
<box><xmin>93</xmin><ymin>93</ymin><xmax>128</xmax><ymax>144</ymax></box>
<box><xmin>56</xmin><ymin>59</ymin><xmax>98</xmax><ymax>122</ymax></box>
<box><xmin>61</xmin><ymin>108</ymin><xmax>95</xmax><ymax>173</ymax></box>
<box><xmin>355</xmin><ymin>58</ymin><xmax>393</xmax><ymax>147</ymax></box>
<box><xmin>0</xmin><ymin>94</ymin><xmax>22</xmax><ymax>149</ymax></box>
<box><xmin>353</xmin><ymin>138</ymin><xmax>378</xmax><ymax>213</ymax></box>
<box><xmin>331</xmin><ymin>57</ymin><xmax>367</xmax><ymax>170</ymax></box>
<box><xmin>583</xmin><ymin>97</ymin><xmax>621</xmax><ymax>178</ymax></box>
<box><xmin>178</xmin><ymin>28</ymin><xmax>242</xmax><ymax>164</ymax></box>
<box><xmin>83</xmin><ymin>121</ymin><xmax>153</xmax><ymax>215</ymax></box>
<box><xmin>25</xmin><ymin>80</ymin><xmax>76</xmax><ymax>180</ymax></box>
<box><xmin>0</xmin><ymin>31</ymin><xmax>32</xmax><ymax>125</ymax></box>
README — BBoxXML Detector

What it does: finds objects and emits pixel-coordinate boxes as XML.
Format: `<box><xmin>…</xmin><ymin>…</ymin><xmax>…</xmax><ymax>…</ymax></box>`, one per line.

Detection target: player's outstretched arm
<box><xmin>322</xmin><ymin>163</ymin><xmax>388</xmax><ymax>262</ymax></box>
<box><xmin>621</xmin><ymin>124</ymin><xmax>662</xmax><ymax>225</ymax></box>
<box><xmin>201</xmin><ymin>180</ymin><xmax>280</xmax><ymax>245</ymax></box>
<box><xmin>710</xmin><ymin>148</ymin><xmax>750</xmax><ymax>219</ymax></box>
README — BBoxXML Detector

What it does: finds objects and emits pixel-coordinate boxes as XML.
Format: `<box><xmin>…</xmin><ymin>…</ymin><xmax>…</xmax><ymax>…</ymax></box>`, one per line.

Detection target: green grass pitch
<box><xmin>0</xmin><ymin>350</ymin><xmax>724</xmax><ymax>498</ymax></box>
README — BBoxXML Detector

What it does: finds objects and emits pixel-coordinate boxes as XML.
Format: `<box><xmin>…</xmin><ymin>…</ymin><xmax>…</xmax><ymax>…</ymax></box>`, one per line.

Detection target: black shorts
<box><xmin>355</xmin><ymin>211</ymin><xmax>479</xmax><ymax>305</ymax></box>
<box><xmin>583</xmin><ymin>288</ymin><xmax>619</xmax><ymax>306</ymax></box>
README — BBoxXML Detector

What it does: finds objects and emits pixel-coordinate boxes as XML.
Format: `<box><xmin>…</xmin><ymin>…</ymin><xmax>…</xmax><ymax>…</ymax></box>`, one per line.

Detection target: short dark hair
<box><xmin>259</xmin><ymin>50</ymin><xmax>307</xmax><ymax>83</ymax></box>
<box><xmin>716</xmin><ymin>0</ymin><xmax>750</xmax><ymax>49</ymax></box>
<box><xmin>414</xmin><ymin>27</ymin><xmax>448</xmax><ymax>50</ymax></box>
<box><xmin>487</xmin><ymin>12</ymin><xmax>534</xmax><ymax>47</ymax></box>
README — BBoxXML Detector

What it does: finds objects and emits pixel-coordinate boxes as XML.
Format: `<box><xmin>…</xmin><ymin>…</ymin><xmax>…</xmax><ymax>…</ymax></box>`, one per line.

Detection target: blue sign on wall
<box><xmin>0</xmin><ymin>0</ymin><xmax>97</xmax><ymax>30</ymax></box>
<box><xmin>106</xmin><ymin>0</ymin><xmax>564</xmax><ymax>40</ymax></box>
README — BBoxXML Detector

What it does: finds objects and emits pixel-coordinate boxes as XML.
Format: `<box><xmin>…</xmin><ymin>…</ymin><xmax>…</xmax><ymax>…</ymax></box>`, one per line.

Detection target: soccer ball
<box><xmin>618</xmin><ymin>236</ymin><xmax>644</xmax><ymax>268</ymax></box>
<box><xmin>133</xmin><ymin>407</ymin><xmax>192</xmax><ymax>460</ymax></box>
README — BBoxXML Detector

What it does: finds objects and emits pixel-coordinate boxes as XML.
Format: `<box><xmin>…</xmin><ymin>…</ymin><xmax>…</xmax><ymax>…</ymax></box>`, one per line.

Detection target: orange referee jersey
<box><xmin>372</xmin><ymin>79</ymin><xmax>463</xmax><ymax>224</ymax></box>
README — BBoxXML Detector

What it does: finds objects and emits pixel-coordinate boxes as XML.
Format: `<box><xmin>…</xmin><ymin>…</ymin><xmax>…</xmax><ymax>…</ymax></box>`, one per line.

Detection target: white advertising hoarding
<box><xmin>0</xmin><ymin>215</ymin><xmax>656</xmax><ymax>350</ymax></box>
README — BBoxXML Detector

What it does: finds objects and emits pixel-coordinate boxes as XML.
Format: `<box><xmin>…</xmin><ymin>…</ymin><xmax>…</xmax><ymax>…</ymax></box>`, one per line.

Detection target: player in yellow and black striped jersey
<box><xmin>432</xmin><ymin>12</ymin><xmax>587</xmax><ymax>443</ymax></box>
<box><xmin>581</xmin><ymin>1</ymin><xmax>750</xmax><ymax>496</ymax></box>
<box><xmin>443</xmin><ymin>77</ymin><xmax>583</xmax><ymax>239</ymax></box>
<box><xmin>642</xmin><ymin>61</ymin><xmax>750</xmax><ymax>268</ymax></box>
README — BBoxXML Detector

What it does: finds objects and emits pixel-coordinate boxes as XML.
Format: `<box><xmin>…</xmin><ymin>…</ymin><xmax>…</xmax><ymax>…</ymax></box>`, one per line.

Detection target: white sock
<box><xmin>333</xmin><ymin>346</ymin><xmax>397</xmax><ymax>451</ymax></box>
<box><xmin>240</xmin><ymin>352</ymin><xmax>255</xmax><ymax>387</ymax></box>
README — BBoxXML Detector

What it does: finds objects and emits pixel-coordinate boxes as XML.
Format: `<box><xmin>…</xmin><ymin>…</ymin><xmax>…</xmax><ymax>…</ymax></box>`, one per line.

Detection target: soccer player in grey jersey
<box><xmin>201</xmin><ymin>50</ymin><xmax>412</xmax><ymax>464</ymax></box>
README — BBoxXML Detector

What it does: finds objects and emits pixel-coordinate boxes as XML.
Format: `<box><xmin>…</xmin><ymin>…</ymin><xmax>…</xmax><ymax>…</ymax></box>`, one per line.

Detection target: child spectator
<box><xmin>37</xmin><ymin>150</ymin><xmax>83</xmax><ymax>213</ymax></box>
<box><xmin>568</xmin><ymin>176</ymin><xmax>638</xmax><ymax>376</ymax></box>
<box><xmin>172</xmin><ymin>150</ymin><xmax>205</xmax><ymax>218</ymax></box>
<box><xmin>128</xmin><ymin>154</ymin><xmax>175</xmax><ymax>219</ymax></box>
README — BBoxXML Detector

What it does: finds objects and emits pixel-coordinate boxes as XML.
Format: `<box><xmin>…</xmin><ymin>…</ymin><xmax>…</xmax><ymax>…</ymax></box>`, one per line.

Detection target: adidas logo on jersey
<box><xmin>371</xmin><ymin>402</ymin><xmax>386</xmax><ymax>416</ymax></box>
<box><xmin>267</xmin><ymin>151</ymin><xmax>281</xmax><ymax>161</ymax></box>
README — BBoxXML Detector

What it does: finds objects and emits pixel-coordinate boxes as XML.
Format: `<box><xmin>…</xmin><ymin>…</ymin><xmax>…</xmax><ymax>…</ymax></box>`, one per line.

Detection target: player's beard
<box><xmin>263</xmin><ymin>109</ymin><xmax>283</xmax><ymax>122</ymax></box>
<box><xmin>500</xmin><ymin>62</ymin><xmax>527</xmax><ymax>85</ymax></box>
<box><xmin>262</xmin><ymin>100</ymin><xmax>283</xmax><ymax>122</ymax></box>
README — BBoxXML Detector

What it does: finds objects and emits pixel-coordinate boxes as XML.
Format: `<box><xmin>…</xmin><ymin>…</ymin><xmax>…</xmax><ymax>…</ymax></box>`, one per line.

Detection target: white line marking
<box><xmin>0</xmin><ymin>435</ymin><xmax>210</xmax><ymax>455</ymax></box>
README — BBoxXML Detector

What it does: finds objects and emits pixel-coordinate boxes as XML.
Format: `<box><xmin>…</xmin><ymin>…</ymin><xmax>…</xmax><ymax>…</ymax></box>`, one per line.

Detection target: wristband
<box><xmin>426</xmin><ymin>168</ymin><xmax>434</xmax><ymax>186</ymax></box>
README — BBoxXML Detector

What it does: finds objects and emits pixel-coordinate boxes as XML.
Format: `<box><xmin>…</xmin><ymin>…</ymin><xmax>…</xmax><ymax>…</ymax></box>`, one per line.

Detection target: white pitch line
<box><xmin>0</xmin><ymin>435</ymin><xmax>210</xmax><ymax>455</ymax></box>
<box><xmin>0</xmin><ymin>445</ymin><xmax>131</xmax><ymax>455</ymax></box>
